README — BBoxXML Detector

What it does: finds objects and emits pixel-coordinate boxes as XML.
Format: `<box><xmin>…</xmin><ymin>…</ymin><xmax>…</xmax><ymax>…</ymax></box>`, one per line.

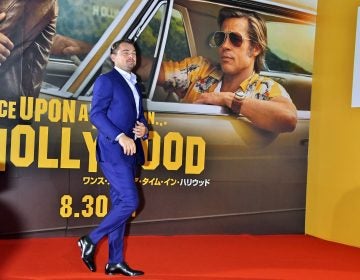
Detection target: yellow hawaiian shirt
<box><xmin>162</xmin><ymin>56</ymin><xmax>290</xmax><ymax>103</ymax></box>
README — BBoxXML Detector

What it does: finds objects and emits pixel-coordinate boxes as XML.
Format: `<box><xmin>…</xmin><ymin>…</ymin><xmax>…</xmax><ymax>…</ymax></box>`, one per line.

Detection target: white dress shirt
<box><xmin>114</xmin><ymin>66</ymin><xmax>140</xmax><ymax>117</ymax></box>
<box><xmin>114</xmin><ymin>66</ymin><xmax>140</xmax><ymax>141</ymax></box>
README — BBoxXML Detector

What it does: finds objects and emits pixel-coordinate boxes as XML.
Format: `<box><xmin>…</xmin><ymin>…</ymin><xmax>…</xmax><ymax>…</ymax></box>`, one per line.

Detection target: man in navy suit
<box><xmin>78</xmin><ymin>39</ymin><xmax>148</xmax><ymax>277</ymax></box>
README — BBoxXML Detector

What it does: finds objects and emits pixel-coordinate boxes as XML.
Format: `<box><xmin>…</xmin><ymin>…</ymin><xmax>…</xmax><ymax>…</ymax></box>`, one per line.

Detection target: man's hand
<box><xmin>51</xmin><ymin>34</ymin><xmax>92</xmax><ymax>56</ymax></box>
<box><xmin>0</xmin><ymin>12</ymin><xmax>14</xmax><ymax>65</ymax></box>
<box><xmin>118</xmin><ymin>134</ymin><xmax>136</xmax><ymax>155</ymax></box>
<box><xmin>133</xmin><ymin>121</ymin><xmax>147</xmax><ymax>139</ymax></box>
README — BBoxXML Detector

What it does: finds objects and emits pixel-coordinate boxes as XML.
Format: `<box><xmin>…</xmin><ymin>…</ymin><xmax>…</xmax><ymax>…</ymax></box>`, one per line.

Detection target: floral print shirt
<box><xmin>162</xmin><ymin>56</ymin><xmax>291</xmax><ymax>103</ymax></box>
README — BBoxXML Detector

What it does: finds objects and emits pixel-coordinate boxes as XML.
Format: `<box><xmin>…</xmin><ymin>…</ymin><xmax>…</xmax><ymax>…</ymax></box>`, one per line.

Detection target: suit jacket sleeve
<box><xmin>90</xmin><ymin>74</ymin><xmax>122</xmax><ymax>142</ymax></box>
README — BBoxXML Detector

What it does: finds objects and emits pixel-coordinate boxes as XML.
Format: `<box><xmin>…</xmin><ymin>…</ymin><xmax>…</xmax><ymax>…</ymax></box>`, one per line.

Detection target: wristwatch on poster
<box><xmin>231</xmin><ymin>90</ymin><xmax>246</xmax><ymax>114</ymax></box>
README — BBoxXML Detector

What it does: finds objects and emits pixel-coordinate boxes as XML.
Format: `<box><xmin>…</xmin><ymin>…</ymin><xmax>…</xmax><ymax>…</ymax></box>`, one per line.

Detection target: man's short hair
<box><xmin>110</xmin><ymin>38</ymin><xmax>135</xmax><ymax>54</ymax></box>
<box><xmin>218</xmin><ymin>7</ymin><xmax>267</xmax><ymax>73</ymax></box>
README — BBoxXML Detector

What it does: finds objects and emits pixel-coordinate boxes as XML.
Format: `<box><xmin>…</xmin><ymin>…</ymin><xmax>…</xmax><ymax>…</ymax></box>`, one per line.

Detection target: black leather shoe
<box><xmin>105</xmin><ymin>262</ymin><xmax>144</xmax><ymax>276</ymax></box>
<box><xmin>78</xmin><ymin>235</ymin><xmax>96</xmax><ymax>272</ymax></box>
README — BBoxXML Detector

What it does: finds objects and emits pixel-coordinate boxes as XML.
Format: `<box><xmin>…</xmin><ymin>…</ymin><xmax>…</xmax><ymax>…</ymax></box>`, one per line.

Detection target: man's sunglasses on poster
<box><xmin>209</xmin><ymin>31</ymin><xmax>250</xmax><ymax>48</ymax></box>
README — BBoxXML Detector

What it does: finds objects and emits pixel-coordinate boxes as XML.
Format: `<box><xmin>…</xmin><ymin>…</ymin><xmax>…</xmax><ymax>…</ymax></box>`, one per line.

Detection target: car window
<box><xmin>266</xmin><ymin>21</ymin><xmax>315</xmax><ymax>75</ymax></box>
<box><xmin>141</xmin><ymin>3</ymin><xmax>315</xmax><ymax>111</ymax></box>
<box><xmin>135</xmin><ymin>6</ymin><xmax>191</xmax><ymax>101</ymax></box>
<box><xmin>164</xmin><ymin>9</ymin><xmax>191</xmax><ymax>61</ymax></box>
<box><xmin>137</xmin><ymin>9</ymin><xmax>190</xmax><ymax>61</ymax></box>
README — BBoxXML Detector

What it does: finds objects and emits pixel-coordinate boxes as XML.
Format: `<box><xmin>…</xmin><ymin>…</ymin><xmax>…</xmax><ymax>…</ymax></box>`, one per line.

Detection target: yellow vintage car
<box><xmin>0</xmin><ymin>0</ymin><xmax>315</xmax><ymax>237</ymax></box>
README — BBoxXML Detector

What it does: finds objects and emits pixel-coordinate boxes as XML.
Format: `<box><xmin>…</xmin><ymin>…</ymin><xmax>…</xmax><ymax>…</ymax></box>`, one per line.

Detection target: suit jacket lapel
<box><xmin>135</xmin><ymin>83</ymin><xmax>142</xmax><ymax>111</ymax></box>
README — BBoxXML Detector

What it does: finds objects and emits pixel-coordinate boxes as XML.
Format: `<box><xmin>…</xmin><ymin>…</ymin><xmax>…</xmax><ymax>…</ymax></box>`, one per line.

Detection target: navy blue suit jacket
<box><xmin>90</xmin><ymin>68</ymin><xmax>148</xmax><ymax>166</ymax></box>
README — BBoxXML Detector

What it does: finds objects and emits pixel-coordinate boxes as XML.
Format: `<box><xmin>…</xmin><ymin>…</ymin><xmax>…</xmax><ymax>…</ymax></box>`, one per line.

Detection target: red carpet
<box><xmin>0</xmin><ymin>234</ymin><xmax>360</xmax><ymax>279</ymax></box>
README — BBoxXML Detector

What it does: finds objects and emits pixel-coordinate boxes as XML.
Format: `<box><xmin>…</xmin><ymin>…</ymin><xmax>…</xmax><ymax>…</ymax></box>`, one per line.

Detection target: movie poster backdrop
<box><xmin>0</xmin><ymin>0</ymin><xmax>316</xmax><ymax>237</ymax></box>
